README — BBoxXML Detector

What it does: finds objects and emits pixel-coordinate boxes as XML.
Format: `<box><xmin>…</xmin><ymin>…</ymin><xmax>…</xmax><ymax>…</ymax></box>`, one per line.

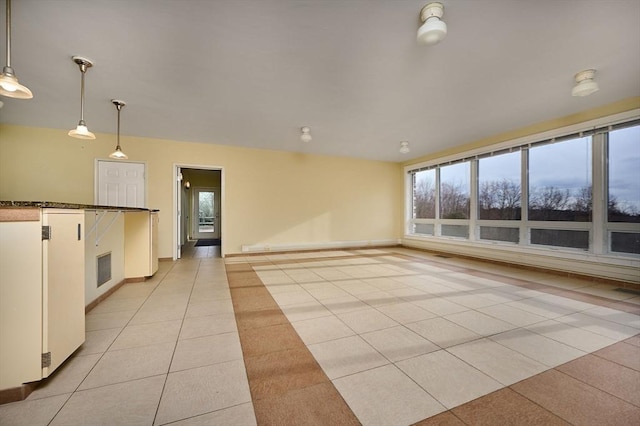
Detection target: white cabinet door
<box><xmin>0</xmin><ymin>216</ymin><xmax>43</xmax><ymax>389</ymax></box>
<box><xmin>97</xmin><ymin>160</ymin><xmax>146</xmax><ymax>208</ymax></box>
<box><xmin>42</xmin><ymin>210</ymin><xmax>85</xmax><ymax>377</ymax></box>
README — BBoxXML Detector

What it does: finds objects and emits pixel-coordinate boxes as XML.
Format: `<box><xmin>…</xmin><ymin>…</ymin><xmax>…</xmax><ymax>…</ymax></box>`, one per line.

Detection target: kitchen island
<box><xmin>0</xmin><ymin>201</ymin><xmax>159</xmax><ymax>402</ymax></box>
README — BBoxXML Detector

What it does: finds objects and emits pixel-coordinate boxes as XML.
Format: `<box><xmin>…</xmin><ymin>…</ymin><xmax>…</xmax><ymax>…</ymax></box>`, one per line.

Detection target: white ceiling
<box><xmin>1</xmin><ymin>0</ymin><xmax>639</xmax><ymax>162</ymax></box>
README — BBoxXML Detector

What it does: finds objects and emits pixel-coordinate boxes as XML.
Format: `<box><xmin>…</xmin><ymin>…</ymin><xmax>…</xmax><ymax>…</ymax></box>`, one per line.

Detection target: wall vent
<box><xmin>97</xmin><ymin>252</ymin><xmax>112</xmax><ymax>287</ymax></box>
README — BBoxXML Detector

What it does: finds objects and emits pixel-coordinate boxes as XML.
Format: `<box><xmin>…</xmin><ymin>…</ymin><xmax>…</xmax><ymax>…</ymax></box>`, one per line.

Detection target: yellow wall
<box><xmin>0</xmin><ymin>125</ymin><xmax>404</xmax><ymax>257</ymax></box>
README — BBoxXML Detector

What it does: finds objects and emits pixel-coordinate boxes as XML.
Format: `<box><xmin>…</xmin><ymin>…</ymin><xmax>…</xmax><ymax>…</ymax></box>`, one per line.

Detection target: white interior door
<box><xmin>97</xmin><ymin>161</ymin><xmax>146</xmax><ymax>208</ymax></box>
<box><xmin>192</xmin><ymin>187</ymin><xmax>220</xmax><ymax>239</ymax></box>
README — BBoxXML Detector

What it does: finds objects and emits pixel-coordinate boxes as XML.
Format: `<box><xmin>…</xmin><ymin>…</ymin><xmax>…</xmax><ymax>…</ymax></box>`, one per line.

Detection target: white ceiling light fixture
<box><xmin>68</xmin><ymin>56</ymin><xmax>96</xmax><ymax>139</ymax></box>
<box><xmin>399</xmin><ymin>141</ymin><xmax>410</xmax><ymax>154</ymax></box>
<box><xmin>417</xmin><ymin>2</ymin><xmax>447</xmax><ymax>45</ymax></box>
<box><xmin>109</xmin><ymin>100</ymin><xmax>128</xmax><ymax>159</ymax></box>
<box><xmin>0</xmin><ymin>0</ymin><xmax>32</xmax><ymax>99</ymax></box>
<box><xmin>571</xmin><ymin>69</ymin><xmax>599</xmax><ymax>97</ymax></box>
<box><xmin>300</xmin><ymin>126</ymin><xmax>312</xmax><ymax>142</ymax></box>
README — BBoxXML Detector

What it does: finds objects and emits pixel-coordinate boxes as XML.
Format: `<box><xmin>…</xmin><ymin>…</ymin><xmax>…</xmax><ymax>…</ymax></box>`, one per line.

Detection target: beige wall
<box><xmin>0</xmin><ymin>125</ymin><xmax>403</xmax><ymax>257</ymax></box>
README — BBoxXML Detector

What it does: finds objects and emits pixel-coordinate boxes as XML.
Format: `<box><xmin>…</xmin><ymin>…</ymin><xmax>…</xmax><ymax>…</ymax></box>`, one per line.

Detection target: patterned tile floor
<box><xmin>0</xmin><ymin>247</ymin><xmax>638</xmax><ymax>425</ymax></box>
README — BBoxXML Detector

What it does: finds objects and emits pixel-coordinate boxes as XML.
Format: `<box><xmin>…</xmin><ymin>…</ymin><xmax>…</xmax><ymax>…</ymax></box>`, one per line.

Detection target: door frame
<box><xmin>173</xmin><ymin>164</ymin><xmax>225</xmax><ymax>259</ymax></box>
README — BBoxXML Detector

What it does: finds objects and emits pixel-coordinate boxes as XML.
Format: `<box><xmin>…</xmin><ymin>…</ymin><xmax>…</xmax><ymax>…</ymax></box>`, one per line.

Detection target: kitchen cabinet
<box><xmin>0</xmin><ymin>208</ymin><xmax>85</xmax><ymax>392</ymax></box>
<box><xmin>124</xmin><ymin>211</ymin><xmax>159</xmax><ymax>278</ymax></box>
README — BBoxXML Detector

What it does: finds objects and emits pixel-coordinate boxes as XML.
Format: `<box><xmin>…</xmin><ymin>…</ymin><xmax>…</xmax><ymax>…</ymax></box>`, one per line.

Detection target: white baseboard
<box><xmin>241</xmin><ymin>239</ymin><xmax>401</xmax><ymax>253</ymax></box>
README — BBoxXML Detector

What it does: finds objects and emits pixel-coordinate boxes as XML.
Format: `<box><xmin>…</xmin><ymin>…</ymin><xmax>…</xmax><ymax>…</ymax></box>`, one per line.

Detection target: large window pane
<box><xmin>478</xmin><ymin>151</ymin><xmax>521</xmax><ymax>220</ymax></box>
<box><xmin>413</xmin><ymin>169</ymin><xmax>436</xmax><ymax>219</ymax></box>
<box><xmin>608</xmin><ymin>125</ymin><xmax>640</xmax><ymax>223</ymax></box>
<box><xmin>529</xmin><ymin>137</ymin><xmax>592</xmax><ymax>221</ymax></box>
<box><xmin>440</xmin><ymin>162</ymin><xmax>470</xmax><ymax>219</ymax></box>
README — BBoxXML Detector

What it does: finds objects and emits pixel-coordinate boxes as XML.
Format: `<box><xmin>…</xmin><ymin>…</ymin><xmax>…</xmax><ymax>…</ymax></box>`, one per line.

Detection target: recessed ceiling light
<box><xmin>301</xmin><ymin>126</ymin><xmax>312</xmax><ymax>142</ymax></box>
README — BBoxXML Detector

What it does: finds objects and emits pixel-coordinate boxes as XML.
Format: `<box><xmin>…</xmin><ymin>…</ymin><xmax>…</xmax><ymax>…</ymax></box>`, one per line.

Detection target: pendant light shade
<box><xmin>109</xmin><ymin>99</ymin><xmax>128</xmax><ymax>160</ymax></box>
<box><xmin>68</xmin><ymin>56</ymin><xmax>95</xmax><ymax>140</ymax></box>
<box><xmin>0</xmin><ymin>0</ymin><xmax>32</xmax><ymax>99</ymax></box>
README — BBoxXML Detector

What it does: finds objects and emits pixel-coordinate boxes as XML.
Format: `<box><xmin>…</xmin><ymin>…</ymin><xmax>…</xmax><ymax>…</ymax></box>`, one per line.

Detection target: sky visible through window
<box><xmin>609</xmin><ymin>126</ymin><xmax>640</xmax><ymax>215</ymax></box>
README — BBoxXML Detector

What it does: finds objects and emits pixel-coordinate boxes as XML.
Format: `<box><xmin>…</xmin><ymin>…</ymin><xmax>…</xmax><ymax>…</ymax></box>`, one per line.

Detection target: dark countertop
<box><xmin>0</xmin><ymin>201</ymin><xmax>159</xmax><ymax>212</ymax></box>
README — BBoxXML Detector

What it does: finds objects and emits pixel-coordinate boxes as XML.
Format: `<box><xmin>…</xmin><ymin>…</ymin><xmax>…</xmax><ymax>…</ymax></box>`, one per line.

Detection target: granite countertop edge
<box><xmin>0</xmin><ymin>201</ymin><xmax>159</xmax><ymax>212</ymax></box>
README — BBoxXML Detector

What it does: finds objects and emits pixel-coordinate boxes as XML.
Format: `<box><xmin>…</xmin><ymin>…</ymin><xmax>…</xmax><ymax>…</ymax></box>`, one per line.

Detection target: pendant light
<box><xmin>68</xmin><ymin>56</ymin><xmax>95</xmax><ymax>139</ymax></box>
<box><xmin>0</xmin><ymin>0</ymin><xmax>32</xmax><ymax>98</ymax></box>
<box><xmin>109</xmin><ymin>99</ymin><xmax>128</xmax><ymax>159</ymax></box>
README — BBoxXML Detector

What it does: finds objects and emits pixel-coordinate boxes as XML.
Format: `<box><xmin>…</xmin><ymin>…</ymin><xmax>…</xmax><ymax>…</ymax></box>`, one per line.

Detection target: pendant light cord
<box><xmin>5</xmin><ymin>0</ymin><xmax>11</xmax><ymax>68</ymax></box>
<box><xmin>116</xmin><ymin>104</ymin><xmax>121</xmax><ymax>149</ymax></box>
<box><xmin>79</xmin><ymin>65</ymin><xmax>86</xmax><ymax>123</ymax></box>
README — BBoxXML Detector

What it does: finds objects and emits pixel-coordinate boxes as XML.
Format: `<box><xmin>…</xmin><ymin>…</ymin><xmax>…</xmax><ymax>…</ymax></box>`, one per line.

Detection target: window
<box><xmin>478</xmin><ymin>151</ymin><xmax>521</xmax><ymax>220</ymax></box>
<box><xmin>413</xmin><ymin>169</ymin><xmax>436</xmax><ymax>219</ymax></box>
<box><xmin>608</xmin><ymin>124</ymin><xmax>640</xmax><ymax>254</ymax></box>
<box><xmin>528</xmin><ymin>136</ymin><xmax>592</xmax><ymax>222</ymax></box>
<box><xmin>608</xmin><ymin>126</ymin><xmax>640</xmax><ymax>223</ymax></box>
<box><xmin>406</xmin><ymin>117</ymin><xmax>639</xmax><ymax>259</ymax></box>
<box><xmin>440</xmin><ymin>162</ymin><xmax>470</xmax><ymax>219</ymax></box>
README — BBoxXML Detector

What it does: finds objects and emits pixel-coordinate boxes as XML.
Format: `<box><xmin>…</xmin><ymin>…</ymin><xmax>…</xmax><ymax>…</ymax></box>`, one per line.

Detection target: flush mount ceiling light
<box><xmin>68</xmin><ymin>56</ymin><xmax>95</xmax><ymax>139</ymax></box>
<box><xmin>571</xmin><ymin>69</ymin><xmax>599</xmax><ymax>97</ymax></box>
<box><xmin>417</xmin><ymin>2</ymin><xmax>447</xmax><ymax>45</ymax></box>
<box><xmin>399</xmin><ymin>141</ymin><xmax>410</xmax><ymax>154</ymax></box>
<box><xmin>300</xmin><ymin>126</ymin><xmax>312</xmax><ymax>142</ymax></box>
<box><xmin>109</xmin><ymin>100</ymin><xmax>128</xmax><ymax>159</ymax></box>
<box><xmin>0</xmin><ymin>0</ymin><xmax>32</xmax><ymax>99</ymax></box>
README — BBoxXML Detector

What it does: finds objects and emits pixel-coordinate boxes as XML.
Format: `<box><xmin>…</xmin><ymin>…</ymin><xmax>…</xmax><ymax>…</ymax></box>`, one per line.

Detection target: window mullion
<box><xmin>469</xmin><ymin>159</ymin><xmax>478</xmax><ymax>242</ymax></box>
<box><xmin>520</xmin><ymin>148</ymin><xmax>529</xmax><ymax>246</ymax></box>
<box><xmin>592</xmin><ymin>132</ymin><xmax>606</xmax><ymax>254</ymax></box>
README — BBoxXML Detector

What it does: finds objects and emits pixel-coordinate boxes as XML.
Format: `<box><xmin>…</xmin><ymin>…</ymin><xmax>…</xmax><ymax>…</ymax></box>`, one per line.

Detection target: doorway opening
<box><xmin>173</xmin><ymin>165</ymin><xmax>224</xmax><ymax>259</ymax></box>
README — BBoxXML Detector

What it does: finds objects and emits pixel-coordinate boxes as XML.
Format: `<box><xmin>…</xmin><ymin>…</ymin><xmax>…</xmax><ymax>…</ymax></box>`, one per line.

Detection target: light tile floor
<box><xmin>0</xmin><ymin>246</ymin><xmax>639</xmax><ymax>425</ymax></box>
<box><xmin>0</xmin><ymin>256</ymin><xmax>256</xmax><ymax>426</ymax></box>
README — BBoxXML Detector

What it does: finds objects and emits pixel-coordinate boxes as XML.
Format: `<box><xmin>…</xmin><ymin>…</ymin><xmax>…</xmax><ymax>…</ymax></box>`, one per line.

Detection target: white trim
<box><xmin>172</xmin><ymin>163</ymin><xmax>225</xmax><ymax>259</ymax></box>
<box><xmin>241</xmin><ymin>239</ymin><xmax>401</xmax><ymax>253</ymax></box>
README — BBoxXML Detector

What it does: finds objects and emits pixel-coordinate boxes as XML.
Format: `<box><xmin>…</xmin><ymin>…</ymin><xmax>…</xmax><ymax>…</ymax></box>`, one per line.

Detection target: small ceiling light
<box><xmin>300</xmin><ymin>126</ymin><xmax>312</xmax><ymax>142</ymax></box>
<box><xmin>399</xmin><ymin>141</ymin><xmax>410</xmax><ymax>154</ymax></box>
<box><xmin>109</xmin><ymin>100</ymin><xmax>128</xmax><ymax>159</ymax></box>
<box><xmin>571</xmin><ymin>69</ymin><xmax>599</xmax><ymax>97</ymax></box>
<box><xmin>68</xmin><ymin>56</ymin><xmax>95</xmax><ymax>139</ymax></box>
<box><xmin>184</xmin><ymin>181</ymin><xmax>191</xmax><ymax>189</ymax></box>
<box><xmin>0</xmin><ymin>0</ymin><xmax>32</xmax><ymax>99</ymax></box>
<box><xmin>417</xmin><ymin>2</ymin><xmax>447</xmax><ymax>45</ymax></box>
